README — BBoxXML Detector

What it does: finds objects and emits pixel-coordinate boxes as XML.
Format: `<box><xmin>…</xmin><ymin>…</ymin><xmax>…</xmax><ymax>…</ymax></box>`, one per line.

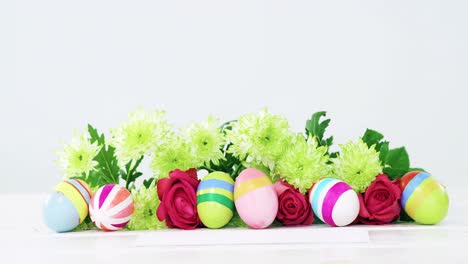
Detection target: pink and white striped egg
<box><xmin>309</xmin><ymin>178</ymin><xmax>359</xmax><ymax>227</ymax></box>
<box><xmin>89</xmin><ymin>184</ymin><xmax>134</xmax><ymax>231</ymax></box>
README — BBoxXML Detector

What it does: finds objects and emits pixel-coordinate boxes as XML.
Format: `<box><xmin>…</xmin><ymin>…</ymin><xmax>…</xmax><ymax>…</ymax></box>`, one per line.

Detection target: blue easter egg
<box><xmin>43</xmin><ymin>192</ymin><xmax>81</xmax><ymax>232</ymax></box>
<box><xmin>43</xmin><ymin>179</ymin><xmax>92</xmax><ymax>232</ymax></box>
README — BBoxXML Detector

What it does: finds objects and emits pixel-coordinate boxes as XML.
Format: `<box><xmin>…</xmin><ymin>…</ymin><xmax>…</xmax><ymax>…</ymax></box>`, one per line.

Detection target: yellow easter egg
<box><xmin>196</xmin><ymin>171</ymin><xmax>234</xmax><ymax>228</ymax></box>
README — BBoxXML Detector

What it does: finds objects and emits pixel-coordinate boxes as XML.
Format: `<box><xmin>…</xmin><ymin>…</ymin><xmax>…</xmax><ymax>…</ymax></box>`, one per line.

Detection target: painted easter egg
<box><xmin>89</xmin><ymin>184</ymin><xmax>134</xmax><ymax>231</ymax></box>
<box><xmin>43</xmin><ymin>179</ymin><xmax>92</xmax><ymax>233</ymax></box>
<box><xmin>400</xmin><ymin>171</ymin><xmax>449</xmax><ymax>225</ymax></box>
<box><xmin>197</xmin><ymin>171</ymin><xmax>235</xmax><ymax>228</ymax></box>
<box><xmin>234</xmin><ymin>168</ymin><xmax>278</xmax><ymax>229</ymax></box>
<box><xmin>309</xmin><ymin>178</ymin><xmax>359</xmax><ymax>227</ymax></box>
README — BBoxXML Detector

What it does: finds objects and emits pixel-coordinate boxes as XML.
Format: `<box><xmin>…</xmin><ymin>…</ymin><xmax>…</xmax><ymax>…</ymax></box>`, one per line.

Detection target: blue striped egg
<box><xmin>197</xmin><ymin>171</ymin><xmax>234</xmax><ymax>228</ymax></box>
<box><xmin>309</xmin><ymin>178</ymin><xmax>359</xmax><ymax>227</ymax></box>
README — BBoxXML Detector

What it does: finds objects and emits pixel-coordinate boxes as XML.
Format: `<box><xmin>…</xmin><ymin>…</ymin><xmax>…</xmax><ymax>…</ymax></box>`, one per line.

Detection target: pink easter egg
<box><xmin>234</xmin><ymin>168</ymin><xmax>278</xmax><ymax>229</ymax></box>
<box><xmin>309</xmin><ymin>178</ymin><xmax>359</xmax><ymax>227</ymax></box>
<box><xmin>89</xmin><ymin>184</ymin><xmax>134</xmax><ymax>231</ymax></box>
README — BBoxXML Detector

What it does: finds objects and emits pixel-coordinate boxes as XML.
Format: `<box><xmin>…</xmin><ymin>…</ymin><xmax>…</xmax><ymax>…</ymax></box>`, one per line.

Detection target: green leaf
<box><xmin>225</xmin><ymin>210</ymin><xmax>248</xmax><ymax>228</ymax></box>
<box><xmin>72</xmin><ymin>215</ymin><xmax>97</xmax><ymax>231</ymax></box>
<box><xmin>305</xmin><ymin>111</ymin><xmax>334</xmax><ymax>152</ymax></box>
<box><xmin>88</xmin><ymin>124</ymin><xmax>104</xmax><ymax>145</ymax></box>
<box><xmin>409</xmin><ymin>167</ymin><xmax>426</xmax><ymax>172</ymax></box>
<box><xmin>306</xmin><ymin>112</ymin><xmax>328</xmax><ymax>140</ymax></box>
<box><xmin>383</xmin><ymin>167</ymin><xmax>408</xmax><ymax>180</ymax></box>
<box><xmin>220</xmin><ymin>120</ymin><xmax>236</xmax><ymax>135</ymax></box>
<box><xmin>398</xmin><ymin>209</ymin><xmax>414</xmax><ymax>222</ymax></box>
<box><xmin>385</xmin><ymin>147</ymin><xmax>410</xmax><ymax>171</ymax></box>
<box><xmin>313</xmin><ymin>217</ymin><xmax>325</xmax><ymax>225</ymax></box>
<box><xmin>85</xmin><ymin>124</ymin><xmax>120</xmax><ymax>187</ymax></box>
<box><xmin>325</xmin><ymin>136</ymin><xmax>334</xmax><ymax>147</ymax></box>
<box><xmin>378</xmin><ymin>141</ymin><xmax>389</xmax><ymax>164</ymax></box>
<box><xmin>361</xmin><ymin>129</ymin><xmax>413</xmax><ymax>179</ymax></box>
<box><xmin>203</xmin><ymin>150</ymin><xmax>245</xmax><ymax>179</ymax></box>
<box><xmin>143</xmin><ymin>178</ymin><xmax>156</xmax><ymax>188</ymax></box>
<box><xmin>362</xmin><ymin>129</ymin><xmax>384</xmax><ymax>148</ymax></box>
<box><xmin>382</xmin><ymin>147</ymin><xmax>410</xmax><ymax>179</ymax></box>
<box><xmin>360</xmin><ymin>128</ymin><xmax>423</xmax><ymax>179</ymax></box>
<box><xmin>209</xmin><ymin>120</ymin><xmax>247</xmax><ymax>178</ymax></box>
<box><xmin>85</xmin><ymin>170</ymin><xmax>112</xmax><ymax>187</ymax></box>
<box><xmin>121</xmin><ymin>156</ymin><xmax>144</xmax><ymax>189</ymax></box>
<box><xmin>270</xmin><ymin>219</ymin><xmax>284</xmax><ymax>227</ymax></box>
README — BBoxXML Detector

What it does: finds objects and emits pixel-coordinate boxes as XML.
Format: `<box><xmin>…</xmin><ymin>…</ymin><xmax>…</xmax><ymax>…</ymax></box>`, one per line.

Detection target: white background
<box><xmin>1</xmin><ymin>0</ymin><xmax>467</xmax><ymax>194</ymax></box>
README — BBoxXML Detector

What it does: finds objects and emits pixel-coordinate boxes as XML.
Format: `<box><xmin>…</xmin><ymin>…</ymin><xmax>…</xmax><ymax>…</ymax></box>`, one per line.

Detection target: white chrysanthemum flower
<box><xmin>56</xmin><ymin>131</ymin><xmax>101</xmax><ymax>178</ymax></box>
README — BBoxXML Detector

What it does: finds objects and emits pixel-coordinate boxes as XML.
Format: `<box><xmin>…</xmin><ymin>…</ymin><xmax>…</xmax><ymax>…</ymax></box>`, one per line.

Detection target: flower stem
<box><xmin>125</xmin><ymin>155</ymin><xmax>144</xmax><ymax>189</ymax></box>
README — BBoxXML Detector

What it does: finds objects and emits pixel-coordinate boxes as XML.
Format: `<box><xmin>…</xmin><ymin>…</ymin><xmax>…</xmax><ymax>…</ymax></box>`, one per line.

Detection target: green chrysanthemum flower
<box><xmin>56</xmin><ymin>131</ymin><xmax>101</xmax><ymax>178</ymax></box>
<box><xmin>150</xmin><ymin>134</ymin><xmax>196</xmax><ymax>179</ymax></box>
<box><xmin>182</xmin><ymin>116</ymin><xmax>225</xmax><ymax>166</ymax></box>
<box><xmin>127</xmin><ymin>182</ymin><xmax>166</xmax><ymax>231</ymax></box>
<box><xmin>110</xmin><ymin>108</ymin><xmax>171</xmax><ymax>167</ymax></box>
<box><xmin>226</xmin><ymin>109</ymin><xmax>294</xmax><ymax>171</ymax></box>
<box><xmin>276</xmin><ymin>135</ymin><xmax>330</xmax><ymax>193</ymax></box>
<box><xmin>332</xmin><ymin>138</ymin><xmax>383</xmax><ymax>193</ymax></box>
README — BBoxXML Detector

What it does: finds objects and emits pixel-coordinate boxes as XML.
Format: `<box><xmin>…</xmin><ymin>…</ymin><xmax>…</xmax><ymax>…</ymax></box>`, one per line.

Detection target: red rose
<box><xmin>274</xmin><ymin>180</ymin><xmax>314</xmax><ymax>226</ymax></box>
<box><xmin>358</xmin><ymin>174</ymin><xmax>402</xmax><ymax>225</ymax></box>
<box><xmin>156</xmin><ymin>168</ymin><xmax>201</xmax><ymax>230</ymax></box>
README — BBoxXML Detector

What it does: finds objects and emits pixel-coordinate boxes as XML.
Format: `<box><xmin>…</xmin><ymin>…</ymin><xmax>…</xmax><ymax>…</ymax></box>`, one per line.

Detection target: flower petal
<box><xmin>156</xmin><ymin>203</ymin><xmax>167</xmax><ymax>221</ymax></box>
<box><xmin>274</xmin><ymin>180</ymin><xmax>291</xmax><ymax>196</ymax></box>
<box><xmin>157</xmin><ymin>178</ymin><xmax>171</xmax><ymax>200</ymax></box>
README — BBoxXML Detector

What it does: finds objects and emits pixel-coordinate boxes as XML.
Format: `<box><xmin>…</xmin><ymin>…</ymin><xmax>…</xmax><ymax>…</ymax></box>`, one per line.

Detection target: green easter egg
<box><xmin>197</xmin><ymin>172</ymin><xmax>234</xmax><ymax>228</ymax></box>
<box><xmin>411</xmin><ymin>184</ymin><xmax>449</xmax><ymax>224</ymax></box>
<box><xmin>401</xmin><ymin>172</ymin><xmax>449</xmax><ymax>225</ymax></box>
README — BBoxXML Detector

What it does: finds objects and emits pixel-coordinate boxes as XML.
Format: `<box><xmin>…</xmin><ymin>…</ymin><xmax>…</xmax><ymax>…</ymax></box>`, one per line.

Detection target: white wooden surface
<box><xmin>1</xmin><ymin>193</ymin><xmax>467</xmax><ymax>264</ymax></box>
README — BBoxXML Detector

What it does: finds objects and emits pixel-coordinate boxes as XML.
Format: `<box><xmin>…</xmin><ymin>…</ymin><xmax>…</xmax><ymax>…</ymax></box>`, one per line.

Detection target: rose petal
<box><xmin>174</xmin><ymin>188</ymin><xmax>194</xmax><ymax>218</ymax></box>
<box><xmin>358</xmin><ymin>193</ymin><xmax>371</xmax><ymax>219</ymax></box>
<box><xmin>274</xmin><ymin>179</ymin><xmax>295</xmax><ymax>196</ymax></box>
<box><xmin>160</xmin><ymin>179</ymin><xmax>200</xmax><ymax>230</ymax></box>
<box><xmin>277</xmin><ymin>187</ymin><xmax>314</xmax><ymax>226</ymax></box>
<box><xmin>302</xmin><ymin>207</ymin><xmax>314</xmax><ymax>225</ymax></box>
<box><xmin>156</xmin><ymin>202</ymin><xmax>167</xmax><ymax>221</ymax></box>
<box><xmin>359</xmin><ymin>174</ymin><xmax>402</xmax><ymax>225</ymax></box>
<box><xmin>372</xmin><ymin>202</ymin><xmax>401</xmax><ymax>222</ymax></box>
<box><xmin>169</xmin><ymin>169</ymin><xmax>187</xmax><ymax>179</ymax></box>
<box><xmin>170</xmin><ymin>170</ymin><xmax>200</xmax><ymax>189</ymax></box>
<box><xmin>157</xmin><ymin>178</ymin><xmax>171</xmax><ymax>200</ymax></box>
<box><xmin>185</xmin><ymin>168</ymin><xmax>199</xmax><ymax>180</ymax></box>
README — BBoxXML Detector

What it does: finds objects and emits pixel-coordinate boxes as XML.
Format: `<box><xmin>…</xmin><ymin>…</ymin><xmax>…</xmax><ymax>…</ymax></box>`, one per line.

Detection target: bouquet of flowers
<box><xmin>43</xmin><ymin>108</ymin><xmax>449</xmax><ymax>233</ymax></box>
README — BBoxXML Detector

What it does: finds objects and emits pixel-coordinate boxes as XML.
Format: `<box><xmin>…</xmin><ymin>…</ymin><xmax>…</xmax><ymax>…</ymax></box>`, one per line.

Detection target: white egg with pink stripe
<box><xmin>309</xmin><ymin>178</ymin><xmax>359</xmax><ymax>227</ymax></box>
<box><xmin>89</xmin><ymin>184</ymin><xmax>135</xmax><ymax>231</ymax></box>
